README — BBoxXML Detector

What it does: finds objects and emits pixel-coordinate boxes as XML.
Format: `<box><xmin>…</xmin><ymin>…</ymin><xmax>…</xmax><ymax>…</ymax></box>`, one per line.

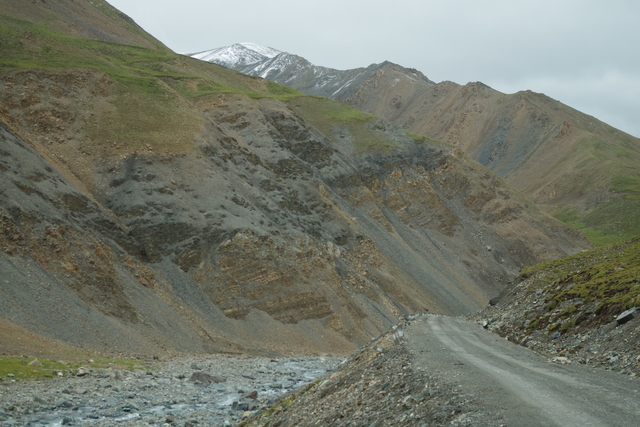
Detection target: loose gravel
<box><xmin>0</xmin><ymin>354</ymin><xmax>343</xmax><ymax>426</ymax></box>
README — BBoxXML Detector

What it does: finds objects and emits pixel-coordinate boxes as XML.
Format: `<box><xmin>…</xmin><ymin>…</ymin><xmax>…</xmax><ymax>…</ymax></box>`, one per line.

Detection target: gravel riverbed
<box><xmin>0</xmin><ymin>354</ymin><xmax>343</xmax><ymax>426</ymax></box>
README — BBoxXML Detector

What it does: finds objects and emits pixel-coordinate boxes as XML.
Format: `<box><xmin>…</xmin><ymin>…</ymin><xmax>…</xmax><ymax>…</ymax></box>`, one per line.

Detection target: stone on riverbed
<box><xmin>188</xmin><ymin>371</ymin><xmax>226</xmax><ymax>385</ymax></box>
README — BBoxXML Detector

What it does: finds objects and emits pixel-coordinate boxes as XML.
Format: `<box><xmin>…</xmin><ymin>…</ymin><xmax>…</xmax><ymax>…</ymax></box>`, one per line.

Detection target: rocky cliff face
<box><xmin>198</xmin><ymin>44</ymin><xmax>640</xmax><ymax>244</ymax></box>
<box><xmin>0</xmin><ymin>1</ymin><xmax>590</xmax><ymax>357</ymax></box>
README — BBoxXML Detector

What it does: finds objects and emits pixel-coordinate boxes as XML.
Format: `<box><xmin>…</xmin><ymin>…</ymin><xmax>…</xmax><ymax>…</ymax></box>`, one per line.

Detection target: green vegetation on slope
<box><xmin>292</xmin><ymin>95</ymin><xmax>375</xmax><ymax>123</ymax></box>
<box><xmin>289</xmin><ymin>96</ymin><xmax>405</xmax><ymax>154</ymax></box>
<box><xmin>0</xmin><ymin>14</ymin><xmax>170</xmax><ymax>77</ymax></box>
<box><xmin>521</xmin><ymin>236</ymin><xmax>640</xmax><ymax>333</ymax></box>
<box><xmin>87</xmin><ymin>0</ymin><xmax>167</xmax><ymax>50</ymax></box>
<box><xmin>554</xmin><ymin>174</ymin><xmax>640</xmax><ymax>246</ymax></box>
<box><xmin>3</xmin><ymin>13</ymin><xmax>400</xmax><ymax>157</ymax></box>
<box><xmin>0</xmin><ymin>356</ymin><xmax>147</xmax><ymax>381</ymax></box>
<box><xmin>0</xmin><ymin>10</ymin><xmax>482</xmax><ymax>160</ymax></box>
<box><xmin>0</xmin><ymin>13</ymin><xmax>311</xmax><ymax>155</ymax></box>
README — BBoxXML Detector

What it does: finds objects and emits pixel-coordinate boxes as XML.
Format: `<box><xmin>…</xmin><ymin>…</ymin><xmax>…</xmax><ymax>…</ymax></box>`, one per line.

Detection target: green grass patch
<box><xmin>292</xmin><ymin>96</ymin><xmax>375</xmax><ymax>124</ymax></box>
<box><xmin>560</xmin><ymin>319</ymin><xmax>577</xmax><ymax>330</ymax></box>
<box><xmin>0</xmin><ymin>357</ymin><xmax>69</xmax><ymax>380</ymax></box>
<box><xmin>522</xmin><ymin>236</ymin><xmax>640</xmax><ymax>324</ymax></box>
<box><xmin>404</xmin><ymin>131</ymin><xmax>443</xmax><ymax>146</ymax></box>
<box><xmin>553</xmin><ymin>207</ymin><xmax>583</xmax><ymax>228</ymax></box>
<box><xmin>289</xmin><ymin>97</ymin><xmax>401</xmax><ymax>154</ymax></box>
<box><xmin>255</xmin><ymin>80</ymin><xmax>303</xmax><ymax>101</ymax></box>
<box><xmin>0</xmin><ymin>356</ymin><xmax>147</xmax><ymax>381</ymax></box>
<box><xmin>580</xmin><ymin>198</ymin><xmax>640</xmax><ymax>245</ymax></box>
<box><xmin>553</xmin><ymin>196</ymin><xmax>640</xmax><ymax>246</ymax></box>
<box><xmin>611</xmin><ymin>175</ymin><xmax>640</xmax><ymax>197</ymax></box>
<box><xmin>526</xmin><ymin>319</ymin><xmax>540</xmax><ymax>331</ymax></box>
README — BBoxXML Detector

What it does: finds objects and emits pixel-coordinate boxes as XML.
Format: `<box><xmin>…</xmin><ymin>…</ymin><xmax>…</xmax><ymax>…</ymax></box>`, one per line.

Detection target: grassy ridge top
<box><xmin>0</xmin><ymin>0</ymin><xmax>167</xmax><ymax>51</ymax></box>
<box><xmin>0</xmin><ymin>13</ymin><xmax>263</xmax><ymax>93</ymax></box>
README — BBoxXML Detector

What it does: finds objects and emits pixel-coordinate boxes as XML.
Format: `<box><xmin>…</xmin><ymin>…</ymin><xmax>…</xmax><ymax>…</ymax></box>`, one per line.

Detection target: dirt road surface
<box><xmin>407</xmin><ymin>315</ymin><xmax>640</xmax><ymax>426</ymax></box>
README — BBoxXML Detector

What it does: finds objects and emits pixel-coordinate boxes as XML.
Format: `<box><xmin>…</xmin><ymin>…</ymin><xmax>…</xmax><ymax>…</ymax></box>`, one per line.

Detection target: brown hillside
<box><xmin>344</xmin><ymin>76</ymin><xmax>640</xmax><ymax>244</ymax></box>
<box><xmin>0</xmin><ymin>1</ymin><xmax>591</xmax><ymax>357</ymax></box>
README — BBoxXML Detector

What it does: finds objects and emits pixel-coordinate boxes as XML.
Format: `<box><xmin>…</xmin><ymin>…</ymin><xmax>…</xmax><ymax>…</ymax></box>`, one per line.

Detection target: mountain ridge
<box><xmin>192</xmin><ymin>43</ymin><xmax>436</xmax><ymax>103</ymax></box>
<box><xmin>195</xmin><ymin>43</ymin><xmax>640</xmax><ymax>245</ymax></box>
<box><xmin>190</xmin><ymin>42</ymin><xmax>281</xmax><ymax>68</ymax></box>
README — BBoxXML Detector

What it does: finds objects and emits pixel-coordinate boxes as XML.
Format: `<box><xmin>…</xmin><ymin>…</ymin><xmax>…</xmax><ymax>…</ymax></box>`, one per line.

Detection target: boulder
<box><xmin>187</xmin><ymin>371</ymin><xmax>225</xmax><ymax>385</ymax></box>
<box><xmin>615</xmin><ymin>308</ymin><xmax>639</xmax><ymax>325</ymax></box>
<box><xmin>242</xmin><ymin>390</ymin><xmax>258</xmax><ymax>399</ymax></box>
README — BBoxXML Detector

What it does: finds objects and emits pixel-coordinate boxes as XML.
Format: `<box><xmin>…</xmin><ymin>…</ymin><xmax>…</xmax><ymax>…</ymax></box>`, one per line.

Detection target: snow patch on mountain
<box><xmin>189</xmin><ymin>42</ymin><xmax>281</xmax><ymax>68</ymax></box>
<box><xmin>237</xmin><ymin>42</ymin><xmax>281</xmax><ymax>58</ymax></box>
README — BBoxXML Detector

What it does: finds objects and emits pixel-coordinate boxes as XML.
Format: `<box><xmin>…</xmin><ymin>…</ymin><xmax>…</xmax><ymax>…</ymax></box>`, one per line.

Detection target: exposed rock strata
<box><xmin>0</xmin><ymin>78</ymin><xmax>589</xmax><ymax>356</ymax></box>
<box><xmin>0</xmin><ymin>1</ymin><xmax>591</xmax><ymax>356</ymax></box>
<box><xmin>200</xmin><ymin>45</ymin><xmax>640</xmax><ymax>240</ymax></box>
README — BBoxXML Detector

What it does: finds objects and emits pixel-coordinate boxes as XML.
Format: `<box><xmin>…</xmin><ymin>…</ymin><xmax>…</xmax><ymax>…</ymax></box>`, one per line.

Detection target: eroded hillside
<box><xmin>198</xmin><ymin>45</ymin><xmax>640</xmax><ymax>245</ymax></box>
<box><xmin>0</xmin><ymin>1</ymin><xmax>590</xmax><ymax>357</ymax></box>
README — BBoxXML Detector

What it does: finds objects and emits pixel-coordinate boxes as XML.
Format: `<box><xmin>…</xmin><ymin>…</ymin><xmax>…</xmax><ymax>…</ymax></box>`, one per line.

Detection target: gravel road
<box><xmin>407</xmin><ymin>316</ymin><xmax>640</xmax><ymax>426</ymax></box>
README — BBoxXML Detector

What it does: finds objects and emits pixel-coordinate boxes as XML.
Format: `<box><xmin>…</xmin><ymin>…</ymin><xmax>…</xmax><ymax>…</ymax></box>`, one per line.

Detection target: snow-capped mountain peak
<box><xmin>189</xmin><ymin>43</ymin><xmax>281</xmax><ymax>69</ymax></box>
<box><xmin>236</xmin><ymin>42</ymin><xmax>281</xmax><ymax>58</ymax></box>
<box><xmin>190</xmin><ymin>43</ymin><xmax>436</xmax><ymax>102</ymax></box>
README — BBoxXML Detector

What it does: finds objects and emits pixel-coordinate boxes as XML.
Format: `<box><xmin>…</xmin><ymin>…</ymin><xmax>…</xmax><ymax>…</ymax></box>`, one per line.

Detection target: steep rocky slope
<box><xmin>473</xmin><ymin>236</ymin><xmax>640</xmax><ymax>377</ymax></box>
<box><xmin>197</xmin><ymin>44</ymin><xmax>640</xmax><ymax>245</ymax></box>
<box><xmin>345</xmin><ymin>79</ymin><xmax>640</xmax><ymax>245</ymax></box>
<box><xmin>0</xmin><ymin>1</ymin><xmax>590</xmax><ymax>357</ymax></box>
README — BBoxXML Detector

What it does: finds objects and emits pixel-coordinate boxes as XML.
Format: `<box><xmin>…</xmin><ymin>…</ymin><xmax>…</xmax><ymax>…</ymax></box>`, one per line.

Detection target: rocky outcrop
<box><xmin>199</xmin><ymin>44</ymin><xmax>640</xmax><ymax>243</ymax></box>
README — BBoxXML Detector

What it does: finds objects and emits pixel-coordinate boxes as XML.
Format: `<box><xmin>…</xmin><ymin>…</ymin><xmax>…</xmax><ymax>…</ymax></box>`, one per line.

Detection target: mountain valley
<box><xmin>1</xmin><ymin>1</ymin><xmax>640</xmax><ymax>426</ymax></box>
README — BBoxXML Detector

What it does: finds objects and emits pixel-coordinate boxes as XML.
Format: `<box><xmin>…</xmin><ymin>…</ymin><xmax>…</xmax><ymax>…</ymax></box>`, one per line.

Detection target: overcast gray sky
<box><xmin>108</xmin><ymin>0</ymin><xmax>640</xmax><ymax>138</ymax></box>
